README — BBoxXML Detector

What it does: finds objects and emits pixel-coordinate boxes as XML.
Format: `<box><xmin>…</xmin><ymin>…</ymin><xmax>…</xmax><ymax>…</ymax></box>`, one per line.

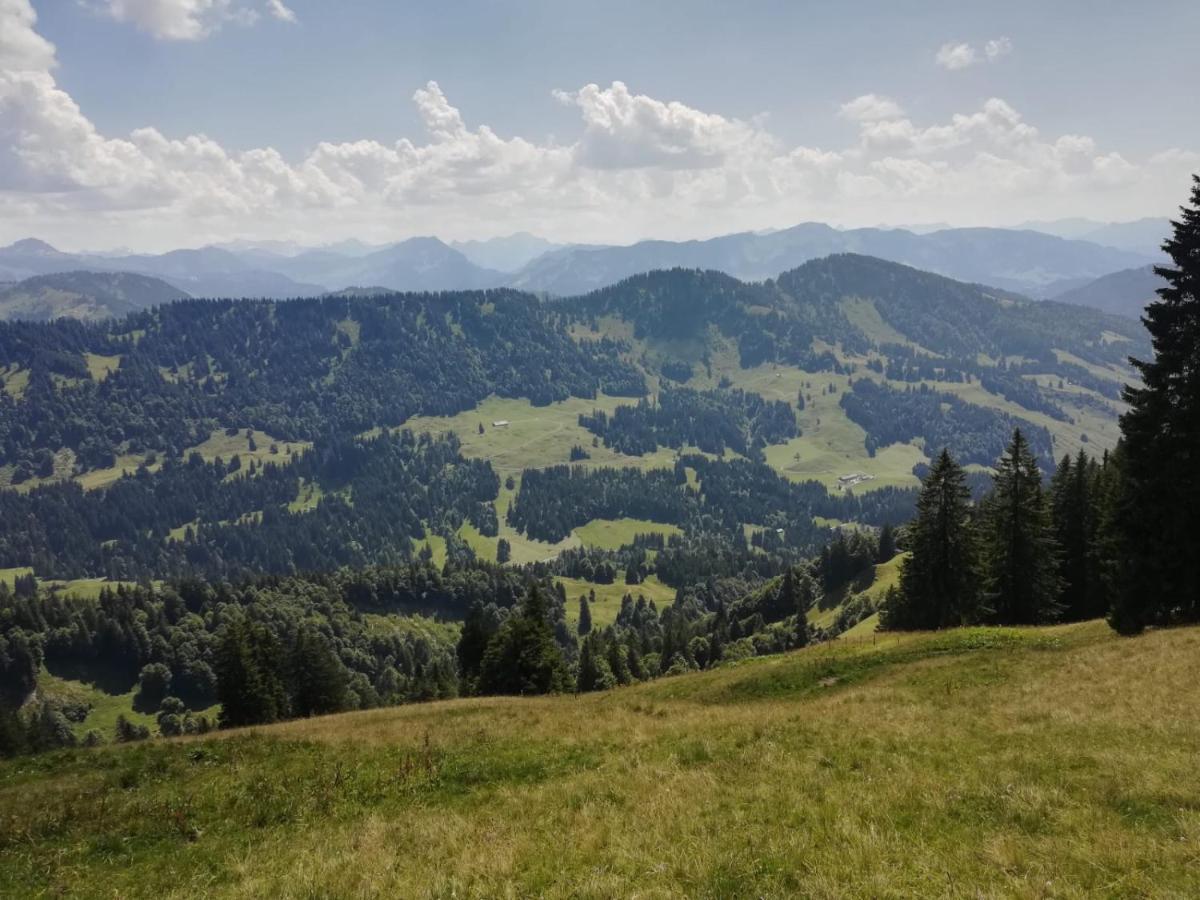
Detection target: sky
<box><xmin>1</xmin><ymin>0</ymin><xmax>1198</xmax><ymax>252</ymax></box>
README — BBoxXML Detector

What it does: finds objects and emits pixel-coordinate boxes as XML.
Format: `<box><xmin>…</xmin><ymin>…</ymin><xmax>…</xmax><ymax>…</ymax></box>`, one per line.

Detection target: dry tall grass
<box><xmin>3</xmin><ymin>622</ymin><xmax>1198</xmax><ymax>898</ymax></box>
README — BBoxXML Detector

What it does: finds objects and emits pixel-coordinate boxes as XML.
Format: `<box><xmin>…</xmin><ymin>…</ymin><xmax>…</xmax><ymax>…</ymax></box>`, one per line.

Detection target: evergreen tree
<box><xmin>1111</xmin><ymin>175</ymin><xmax>1200</xmax><ymax>633</ymax></box>
<box><xmin>982</xmin><ymin>430</ymin><xmax>1062</xmax><ymax>624</ymax></box>
<box><xmin>215</xmin><ymin>620</ymin><xmax>289</xmax><ymax>727</ymax></box>
<box><xmin>289</xmin><ymin>627</ymin><xmax>349</xmax><ymax>717</ymax></box>
<box><xmin>478</xmin><ymin>586</ymin><xmax>572</xmax><ymax>695</ymax></box>
<box><xmin>496</xmin><ymin>538</ymin><xmax>512</xmax><ymax>565</ymax></box>
<box><xmin>457</xmin><ymin>601</ymin><xmax>498</xmax><ymax>689</ymax></box>
<box><xmin>881</xmin><ymin>449</ymin><xmax>980</xmax><ymax>630</ymax></box>
<box><xmin>877</xmin><ymin>523</ymin><xmax>897</xmax><ymax>562</ymax></box>
<box><xmin>1050</xmin><ymin>451</ymin><xmax>1104</xmax><ymax>621</ymax></box>
<box><xmin>1090</xmin><ymin>447</ymin><xmax>1125</xmax><ymax>622</ymax></box>
<box><xmin>578</xmin><ymin>596</ymin><xmax>593</xmax><ymax>636</ymax></box>
<box><xmin>794</xmin><ymin>582</ymin><xmax>810</xmax><ymax>648</ymax></box>
<box><xmin>605</xmin><ymin>633</ymin><xmax>633</xmax><ymax>684</ymax></box>
<box><xmin>576</xmin><ymin>633</ymin><xmax>614</xmax><ymax>692</ymax></box>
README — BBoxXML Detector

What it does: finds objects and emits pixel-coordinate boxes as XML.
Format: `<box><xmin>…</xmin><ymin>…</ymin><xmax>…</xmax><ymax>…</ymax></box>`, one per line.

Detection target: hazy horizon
<box><xmin>2</xmin><ymin>1</ymin><xmax>1197</xmax><ymax>252</ymax></box>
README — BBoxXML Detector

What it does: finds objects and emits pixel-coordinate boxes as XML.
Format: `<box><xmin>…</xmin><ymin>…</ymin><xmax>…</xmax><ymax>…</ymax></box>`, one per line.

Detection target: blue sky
<box><xmin>3</xmin><ymin>0</ymin><xmax>1198</xmax><ymax>250</ymax></box>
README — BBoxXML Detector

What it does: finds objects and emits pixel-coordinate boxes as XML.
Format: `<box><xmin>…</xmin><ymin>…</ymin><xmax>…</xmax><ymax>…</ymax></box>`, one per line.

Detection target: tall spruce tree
<box><xmin>877</xmin><ymin>523</ymin><xmax>897</xmax><ymax>563</ymax></box>
<box><xmin>982</xmin><ymin>430</ymin><xmax>1062</xmax><ymax>624</ymax></box>
<box><xmin>881</xmin><ymin>449</ymin><xmax>980</xmax><ymax>630</ymax></box>
<box><xmin>1111</xmin><ymin>175</ymin><xmax>1200</xmax><ymax>633</ymax></box>
<box><xmin>577</xmin><ymin>596</ymin><xmax>593</xmax><ymax>636</ymax></box>
<box><xmin>478</xmin><ymin>586</ymin><xmax>572</xmax><ymax>695</ymax></box>
<box><xmin>289</xmin><ymin>626</ymin><xmax>349</xmax><ymax>717</ymax></box>
<box><xmin>215</xmin><ymin>620</ymin><xmax>289</xmax><ymax>727</ymax></box>
<box><xmin>1049</xmin><ymin>451</ymin><xmax>1103</xmax><ymax>621</ymax></box>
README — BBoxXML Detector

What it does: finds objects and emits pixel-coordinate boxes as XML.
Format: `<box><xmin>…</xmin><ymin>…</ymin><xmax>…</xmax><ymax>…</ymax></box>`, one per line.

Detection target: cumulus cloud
<box><xmin>554</xmin><ymin>81</ymin><xmax>776</xmax><ymax>170</ymax></box>
<box><xmin>95</xmin><ymin>0</ymin><xmax>295</xmax><ymax>40</ymax></box>
<box><xmin>0</xmin><ymin>0</ymin><xmax>55</xmax><ymax>70</ymax></box>
<box><xmin>936</xmin><ymin>42</ymin><xmax>977</xmax><ymax>70</ymax></box>
<box><xmin>937</xmin><ymin>37</ymin><xmax>1013</xmax><ymax>70</ymax></box>
<box><xmin>0</xmin><ymin>0</ymin><xmax>1193</xmax><ymax>248</ymax></box>
<box><xmin>838</xmin><ymin>94</ymin><xmax>904</xmax><ymax>122</ymax></box>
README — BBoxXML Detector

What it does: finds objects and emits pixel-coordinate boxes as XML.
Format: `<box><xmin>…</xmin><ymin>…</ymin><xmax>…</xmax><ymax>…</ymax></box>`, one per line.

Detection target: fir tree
<box><xmin>881</xmin><ymin>449</ymin><xmax>981</xmax><ymax>630</ymax></box>
<box><xmin>457</xmin><ymin>601</ymin><xmax>498</xmax><ymax>688</ymax></box>
<box><xmin>877</xmin><ymin>523</ymin><xmax>897</xmax><ymax>562</ymax></box>
<box><xmin>1050</xmin><ymin>451</ymin><xmax>1104</xmax><ymax>621</ymax></box>
<box><xmin>576</xmin><ymin>633</ymin><xmax>615</xmax><ymax>692</ymax></box>
<box><xmin>982</xmin><ymin>430</ymin><xmax>1062</xmax><ymax>624</ymax></box>
<box><xmin>478</xmin><ymin>586</ymin><xmax>572</xmax><ymax>695</ymax></box>
<box><xmin>605</xmin><ymin>634</ymin><xmax>632</xmax><ymax>684</ymax></box>
<box><xmin>1112</xmin><ymin>175</ymin><xmax>1200</xmax><ymax>633</ymax></box>
<box><xmin>289</xmin><ymin>627</ymin><xmax>349</xmax><ymax>717</ymax></box>
<box><xmin>215</xmin><ymin>620</ymin><xmax>289</xmax><ymax>727</ymax></box>
<box><xmin>577</xmin><ymin>596</ymin><xmax>593</xmax><ymax>636</ymax></box>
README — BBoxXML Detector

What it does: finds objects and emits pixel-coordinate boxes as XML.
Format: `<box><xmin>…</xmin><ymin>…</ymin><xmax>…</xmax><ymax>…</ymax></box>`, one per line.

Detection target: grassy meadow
<box><xmin>3</xmin><ymin>621</ymin><xmax>1198</xmax><ymax>898</ymax></box>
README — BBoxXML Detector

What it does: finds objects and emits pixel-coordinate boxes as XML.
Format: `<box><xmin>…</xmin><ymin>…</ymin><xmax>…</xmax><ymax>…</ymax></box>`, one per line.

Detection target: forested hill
<box><xmin>0</xmin><ymin>271</ymin><xmax>190</xmax><ymax>323</ymax></box>
<box><xmin>0</xmin><ymin>289</ymin><xmax>643</xmax><ymax>472</ymax></box>
<box><xmin>567</xmin><ymin>254</ymin><xmax>1147</xmax><ymax>371</ymax></box>
<box><xmin>0</xmin><ymin>253</ymin><xmax>1147</xmax><ymax>584</ymax></box>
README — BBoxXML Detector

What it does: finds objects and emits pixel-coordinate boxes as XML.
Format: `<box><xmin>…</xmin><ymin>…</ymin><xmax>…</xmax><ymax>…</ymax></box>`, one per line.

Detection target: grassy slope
<box><xmin>558</xmin><ymin>574</ymin><xmax>677</xmax><ymax>629</ymax></box>
<box><xmin>810</xmin><ymin>552</ymin><xmax>906</xmax><ymax>632</ymax></box>
<box><xmin>3</xmin><ymin>622</ymin><xmax>1198</xmax><ymax>898</ymax></box>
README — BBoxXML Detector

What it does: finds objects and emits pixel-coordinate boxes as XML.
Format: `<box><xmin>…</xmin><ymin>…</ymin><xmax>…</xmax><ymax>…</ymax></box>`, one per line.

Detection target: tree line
<box><xmin>883</xmin><ymin>175</ymin><xmax>1200</xmax><ymax>635</ymax></box>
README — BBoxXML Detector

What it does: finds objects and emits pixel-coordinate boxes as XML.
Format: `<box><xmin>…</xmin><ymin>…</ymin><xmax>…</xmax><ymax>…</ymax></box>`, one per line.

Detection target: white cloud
<box><xmin>0</xmin><ymin>0</ymin><xmax>55</xmax><ymax>70</ymax></box>
<box><xmin>264</xmin><ymin>0</ymin><xmax>295</xmax><ymax>23</ymax></box>
<box><xmin>937</xmin><ymin>37</ymin><xmax>1014</xmax><ymax>70</ymax></box>
<box><xmin>555</xmin><ymin>81</ymin><xmax>776</xmax><ymax>170</ymax></box>
<box><xmin>936</xmin><ymin>42</ymin><xmax>977</xmax><ymax>70</ymax></box>
<box><xmin>838</xmin><ymin>94</ymin><xmax>904</xmax><ymax>122</ymax></box>
<box><xmin>0</xmin><ymin>0</ymin><xmax>1192</xmax><ymax>249</ymax></box>
<box><xmin>95</xmin><ymin>0</ymin><xmax>295</xmax><ymax>40</ymax></box>
<box><xmin>985</xmin><ymin>36</ymin><xmax>1013</xmax><ymax>62</ymax></box>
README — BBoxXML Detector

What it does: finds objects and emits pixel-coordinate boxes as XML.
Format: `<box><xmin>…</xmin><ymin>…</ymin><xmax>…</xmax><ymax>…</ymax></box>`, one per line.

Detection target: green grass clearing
<box><xmin>5</xmin><ymin>622</ymin><xmax>1198</xmax><ymax>897</ymax></box>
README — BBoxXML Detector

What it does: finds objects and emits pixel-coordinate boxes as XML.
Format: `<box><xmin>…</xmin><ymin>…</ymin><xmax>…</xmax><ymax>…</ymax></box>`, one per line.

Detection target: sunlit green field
<box><xmin>557</xmin><ymin>573</ymin><xmax>677</xmax><ymax>629</ymax></box>
<box><xmin>809</xmin><ymin>552</ymin><xmax>906</xmax><ymax>632</ymax></box>
<box><xmin>4</xmin><ymin>621</ymin><xmax>1197</xmax><ymax>898</ymax></box>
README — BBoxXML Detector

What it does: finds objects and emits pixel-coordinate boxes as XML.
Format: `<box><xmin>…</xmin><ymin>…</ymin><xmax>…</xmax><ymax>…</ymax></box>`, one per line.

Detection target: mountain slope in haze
<box><xmin>450</xmin><ymin>232</ymin><xmax>564</xmax><ymax>273</ymax></box>
<box><xmin>0</xmin><ymin>240</ymin><xmax>324</xmax><ymax>300</ymax></box>
<box><xmin>1052</xmin><ymin>264</ymin><xmax>1164</xmax><ymax>318</ymax></box>
<box><xmin>0</xmin><ymin>271</ymin><xmax>190</xmax><ymax>322</ymax></box>
<box><xmin>511</xmin><ymin>223</ymin><xmax>1154</xmax><ymax>297</ymax></box>
<box><xmin>1020</xmin><ymin>217</ymin><xmax>1171</xmax><ymax>256</ymax></box>
<box><xmin>349</xmin><ymin>237</ymin><xmax>507</xmax><ymax>291</ymax></box>
<box><xmin>227</xmin><ymin>237</ymin><xmax>507</xmax><ymax>292</ymax></box>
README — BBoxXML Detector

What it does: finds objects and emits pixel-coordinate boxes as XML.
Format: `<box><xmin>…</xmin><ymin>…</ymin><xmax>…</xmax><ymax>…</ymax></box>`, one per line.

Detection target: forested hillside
<box><xmin>0</xmin><ymin>255</ymin><xmax>1145</xmax><ymax>582</ymax></box>
<box><xmin>0</xmin><ymin>249</ymin><xmax>1156</xmax><ymax>750</ymax></box>
<box><xmin>0</xmin><ymin>271</ymin><xmax>190</xmax><ymax>323</ymax></box>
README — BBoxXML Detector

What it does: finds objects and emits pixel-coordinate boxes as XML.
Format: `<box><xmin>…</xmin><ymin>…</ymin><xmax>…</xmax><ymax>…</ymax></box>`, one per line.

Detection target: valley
<box><xmin>2</xmin><ymin>4</ymin><xmax>1195</xmax><ymax>896</ymax></box>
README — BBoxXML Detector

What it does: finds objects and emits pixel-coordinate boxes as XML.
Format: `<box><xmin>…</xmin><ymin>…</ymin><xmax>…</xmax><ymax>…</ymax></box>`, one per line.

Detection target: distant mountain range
<box><xmin>0</xmin><ymin>218</ymin><xmax>1167</xmax><ymax>321</ymax></box>
<box><xmin>450</xmin><ymin>233</ymin><xmax>564</xmax><ymax>273</ymax></box>
<box><xmin>1051</xmin><ymin>265</ymin><xmax>1164</xmax><ymax>318</ymax></box>
<box><xmin>1016</xmin><ymin>217</ymin><xmax>1171</xmax><ymax>256</ymax></box>
<box><xmin>0</xmin><ymin>239</ymin><xmax>323</xmax><ymax>302</ymax></box>
<box><xmin>0</xmin><ymin>271</ymin><xmax>189</xmax><ymax>323</ymax></box>
<box><xmin>507</xmin><ymin>223</ymin><xmax>1158</xmax><ymax>298</ymax></box>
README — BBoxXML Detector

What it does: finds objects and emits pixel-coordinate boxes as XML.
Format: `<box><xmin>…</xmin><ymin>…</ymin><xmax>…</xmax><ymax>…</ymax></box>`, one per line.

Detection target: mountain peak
<box><xmin>3</xmin><ymin>238</ymin><xmax>61</xmax><ymax>255</ymax></box>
